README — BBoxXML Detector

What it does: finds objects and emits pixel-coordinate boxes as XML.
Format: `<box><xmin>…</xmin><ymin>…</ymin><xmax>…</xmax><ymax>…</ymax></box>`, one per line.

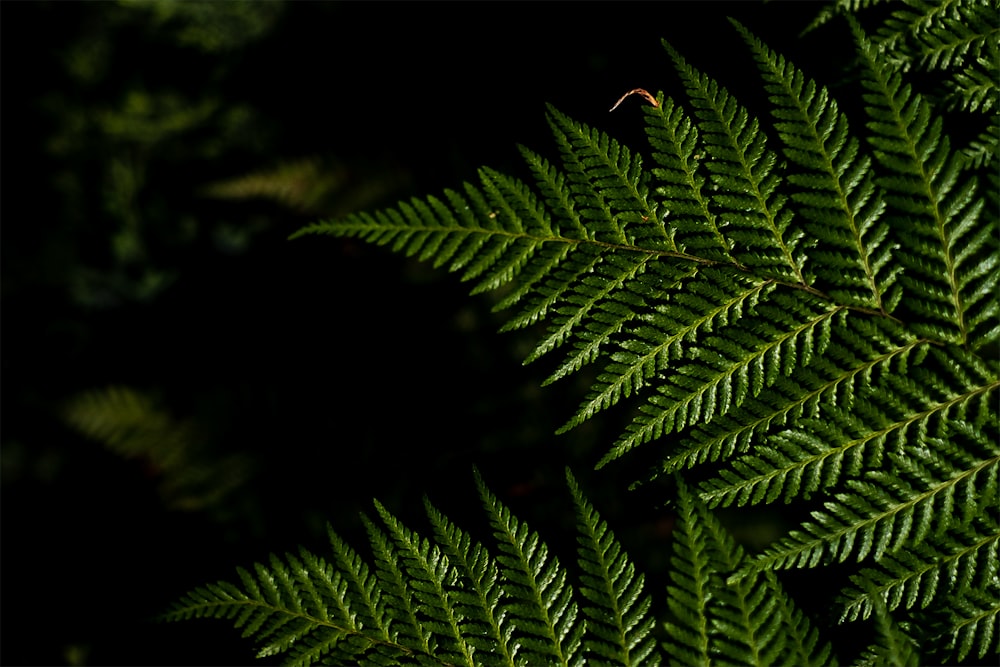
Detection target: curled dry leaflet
<box><xmin>609</xmin><ymin>87</ymin><xmax>659</xmax><ymax>112</ymax></box>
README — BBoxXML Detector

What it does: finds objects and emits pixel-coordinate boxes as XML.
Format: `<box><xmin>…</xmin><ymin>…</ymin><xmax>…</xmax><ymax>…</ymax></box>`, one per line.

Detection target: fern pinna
<box><xmin>165</xmin><ymin>470</ymin><xmax>832</xmax><ymax>666</ymax></box>
<box><xmin>166</xmin><ymin>470</ymin><xmax>643</xmax><ymax>665</ymax></box>
<box><xmin>171</xmin><ymin>6</ymin><xmax>999</xmax><ymax>666</ymax></box>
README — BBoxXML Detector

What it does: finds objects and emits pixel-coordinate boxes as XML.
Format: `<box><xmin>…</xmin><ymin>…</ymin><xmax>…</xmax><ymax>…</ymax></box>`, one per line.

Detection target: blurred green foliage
<box><xmin>63</xmin><ymin>385</ymin><xmax>254</xmax><ymax>515</ymax></box>
<box><xmin>120</xmin><ymin>0</ymin><xmax>285</xmax><ymax>53</ymax></box>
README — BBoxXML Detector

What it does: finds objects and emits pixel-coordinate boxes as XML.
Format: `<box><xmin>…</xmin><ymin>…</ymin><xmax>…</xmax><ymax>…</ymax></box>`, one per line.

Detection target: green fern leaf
<box><xmin>534</xmin><ymin>250</ymin><xmax>669</xmax><ymax>385</ymax></box>
<box><xmin>496</xmin><ymin>147</ymin><xmax>590</xmax><ymax>330</ymax></box>
<box><xmin>324</xmin><ymin>525</ymin><xmax>393</xmax><ymax>645</ymax></box>
<box><xmin>201</xmin><ymin>158</ymin><xmax>365</xmax><ymax>215</ymax></box>
<box><xmin>62</xmin><ymin>385</ymin><xmax>251</xmax><ymax>511</ymax></box>
<box><xmin>838</xmin><ymin>511</ymin><xmax>1000</xmax><ymax>623</ymax></box>
<box><xmin>764</xmin><ymin>569</ymin><xmax>837</xmax><ymax>667</ymax></box>
<box><xmin>801</xmin><ymin>0</ymin><xmax>889</xmax><ymax>36</ymax></box>
<box><xmin>736</xmin><ymin>420</ymin><xmax>999</xmax><ymax>579</ymax></box>
<box><xmin>545</xmin><ymin>105</ymin><xmax>665</xmax><ymax>249</ymax></box>
<box><xmin>555</xmin><ymin>262</ymin><xmax>731</xmax><ymax>428</ymax></box>
<box><xmin>661</xmin><ymin>40</ymin><xmax>807</xmax><ymax>284</ymax></box>
<box><xmin>476</xmin><ymin>470</ymin><xmax>585</xmax><ymax>667</ymax></box>
<box><xmin>273</xmin><ymin>14</ymin><xmax>1000</xmax><ymax>664</ymax></box>
<box><xmin>363</xmin><ymin>515</ymin><xmax>435</xmax><ymax>655</ymax></box>
<box><xmin>693</xmin><ymin>327</ymin><xmax>993</xmax><ymax>509</ymax></box>
<box><xmin>699</xmin><ymin>510</ymin><xmax>785</xmax><ymax>667</ymax></box>
<box><xmin>943</xmin><ymin>584</ymin><xmax>1000</xmax><ymax>662</ymax></box>
<box><xmin>652</xmin><ymin>314</ymin><xmax>914</xmax><ymax>487</ymax></box>
<box><xmin>605</xmin><ymin>289</ymin><xmax>842</xmax><ymax>468</ymax></box>
<box><xmin>665</xmin><ymin>477</ymin><xmax>835</xmax><ymax>667</ymax></box>
<box><xmin>904</xmin><ymin>0</ymin><xmax>997</xmax><ymax>71</ymax></box>
<box><xmin>947</xmin><ymin>38</ymin><xmax>999</xmax><ymax>113</ymax></box>
<box><xmin>838</xmin><ymin>450</ymin><xmax>999</xmax><ymax>663</ymax></box>
<box><xmin>171</xmin><ymin>471</ymin><xmax>677</xmax><ymax>665</ymax></box>
<box><xmin>853</xmin><ymin>16</ymin><xmax>996</xmax><ymax>346</ymax></box>
<box><xmin>164</xmin><ymin>548</ymin><xmax>409</xmax><ymax>666</ymax></box>
<box><xmin>373</xmin><ymin>500</ymin><xmax>475</xmax><ymax>665</ymax></box>
<box><xmin>736</xmin><ymin>21</ymin><xmax>898</xmax><ymax>312</ymax></box>
<box><xmin>642</xmin><ymin>94</ymin><xmax>732</xmax><ymax>262</ymax></box>
<box><xmin>662</xmin><ymin>476</ymin><xmax>713</xmax><ymax>665</ymax></box>
<box><xmin>853</xmin><ymin>587</ymin><xmax>921</xmax><ymax>667</ymax></box>
<box><xmin>63</xmin><ymin>385</ymin><xmax>190</xmax><ymax>465</ymax></box>
<box><xmin>715</xmin><ymin>342</ymin><xmax>998</xmax><ymax>577</ymax></box>
<box><xmin>566</xmin><ymin>469</ymin><xmax>659</xmax><ymax>666</ymax></box>
<box><xmin>423</xmin><ymin>498</ymin><xmax>519</xmax><ymax>667</ymax></box>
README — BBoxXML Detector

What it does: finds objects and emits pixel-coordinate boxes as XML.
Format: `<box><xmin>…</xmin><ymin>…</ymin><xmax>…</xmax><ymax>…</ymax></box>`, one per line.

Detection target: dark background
<box><xmin>3</xmin><ymin>2</ymin><xmax>834</xmax><ymax>664</ymax></box>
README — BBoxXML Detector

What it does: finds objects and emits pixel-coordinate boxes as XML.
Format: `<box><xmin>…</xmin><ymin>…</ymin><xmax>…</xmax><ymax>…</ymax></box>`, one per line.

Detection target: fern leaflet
<box><xmin>246</xmin><ymin>9</ymin><xmax>1000</xmax><ymax>665</ymax></box>
<box><xmin>168</xmin><ymin>471</ymin><xmax>668</xmax><ymax>665</ymax></box>
<box><xmin>661</xmin><ymin>40</ymin><xmax>806</xmax><ymax>284</ymax></box>
<box><xmin>853</xmin><ymin>15</ymin><xmax>996</xmax><ymax>347</ymax></box>
<box><xmin>476</xmin><ymin>469</ymin><xmax>585</xmax><ymax>667</ymax></box>
<box><xmin>737</xmin><ymin>21</ymin><xmax>897</xmax><ymax>312</ymax></box>
<box><xmin>566</xmin><ymin>469</ymin><xmax>659</xmax><ymax>665</ymax></box>
<box><xmin>664</xmin><ymin>477</ymin><xmax>835</xmax><ymax>666</ymax></box>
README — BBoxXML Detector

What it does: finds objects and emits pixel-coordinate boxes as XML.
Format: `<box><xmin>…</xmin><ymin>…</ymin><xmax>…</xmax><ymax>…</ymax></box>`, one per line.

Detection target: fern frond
<box><xmin>424</xmin><ymin>498</ymin><xmax>519</xmax><ymax>667</ymax></box>
<box><xmin>801</xmin><ymin>0</ymin><xmax>890</xmax><ymax>36</ymax></box>
<box><xmin>238</xmin><ymin>558</ymin><xmax>343</xmax><ymax>663</ymax></box>
<box><xmin>546</xmin><ymin>105</ymin><xmax>667</xmax><ymax>249</ymax></box>
<box><xmin>764</xmin><ymin>570</ymin><xmax>836</xmax><ymax>667</ymax></box>
<box><xmin>362</xmin><ymin>515</ymin><xmax>434</xmax><ymax>656</ymax></box>
<box><xmin>373</xmin><ymin>501</ymin><xmax>474</xmax><ymax>666</ymax></box>
<box><xmin>642</xmin><ymin>95</ymin><xmax>733</xmax><ymax>263</ymax></box>
<box><xmin>863</xmin><ymin>0</ymin><xmax>978</xmax><ymax>72</ymax></box>
<box><xmin>169</xmin><ymin>9</ymin><xmax>1000</xmax><ymax>664</ymax></box>
<box><xmin>202</xmin><ymin>158</ymin><xmax>343</xmax><ymax>213</ymax></box>
<box><xmin>906</xmin><ymin>0</ymin><xmax>998</xmax><ymax>71</ymax></box>
<box><xmin>737</xmin><ymin>419</ymin><xmax>999</xmax><ymax>579</ymax></box>
<box><xmin>664</xmin><ymin>477</ymin><xmax>835</xmax><ymax>667</ymax></box>
<box><xmin>604</xmin><ymin>289</ymin><xmax>841</xmax><ymax>468</ymax></box>
<box><xmin>164</xmin><ymin>546</ymin><xmax>409</xmax><ymax>666</ymax></box>
<box><xmin>518</xmin><ymin>146</ymin><xmax>587</xmax><ymax>238</ymax></box>
<box><xmin>171</xmin><ymin>471</ymin><xmax>680</xmax><ymax>665</ymax></box>
<box><xmin>565</xmin><ymin>266</ymin><xmax>766</xmax><ymax>436</ymax></box>
<box><xmin>737</xmin><ymin>21</ymin><xmax>897</xmax><ymax>312</ymax></box>
<box><xmin>532</xmin><ymin>251</ymin><xmax>669</xmax><ymax>381</ymax></box>
<box><xmin>853</xmin><ymin>17</ymin><xmax>995</xmax><ymax>346</ymax></box>
<box><xmin>663</xmin><ymin>478</ymin><xmax>714</xmax><ymax>665</ymax></box>
<box><xmin>838</xmin><ymin>510</ymin><xmax>1000</xmax><ymax>623</ymax></box>
<box><xmin>292</xmin><ymin>180</ymin><xmax>531</xmax><ymax>298</ymax></box>
<box><xmin>941</xmin><ymin>583</ymin><xmax>1000</xmax><ymax>662</ymax></box>
<box><xmin>566</xmin><ymin>469</ymin><xmax>659</xmax><ymax>666</ymax></box>
<box><xmin>693</xmin><ymin>322</ymin><xmax>998</xmax><ymax>510</ymax></box>
<box><xmin>853</xmin><ymin>588</ymin><xmax>921</xmax><ymax>667</ymax></box>
<box><xmin>64</xmin><ymin>385</ymin><xmax>189</xmax><ymax>463</ymax></box>
<box><xmin>698</xmin><ymin>503</ymin><xmax>786</xmax><ymax>667</ymax></box>
<box><xmin>492</xmin><ymin>149</ymin><xmax>580</xmax><ymax>321</ymax></box>
<box><xmin>662</xmin><ymin>40</ymin><xmax>807</xmax><ymax>284</ymax></box>
<box><xmin>323</xmin><ymin>525</ymin><xmax>392</xmax><ymax>645</ymax></box>
<box><xmin>476</xmin><ymin>470</ymin><xmax>585</xmax><ymax>667</ymax></box>
<box><xmin>947</xmin><ymin>38</ymin><xmax>999</xmax><ymax>112</ymax></box>
<box><xmin>652</xmin><ymin>314</ymin><xmax>915</xmax><ymax>486</ymax></box>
